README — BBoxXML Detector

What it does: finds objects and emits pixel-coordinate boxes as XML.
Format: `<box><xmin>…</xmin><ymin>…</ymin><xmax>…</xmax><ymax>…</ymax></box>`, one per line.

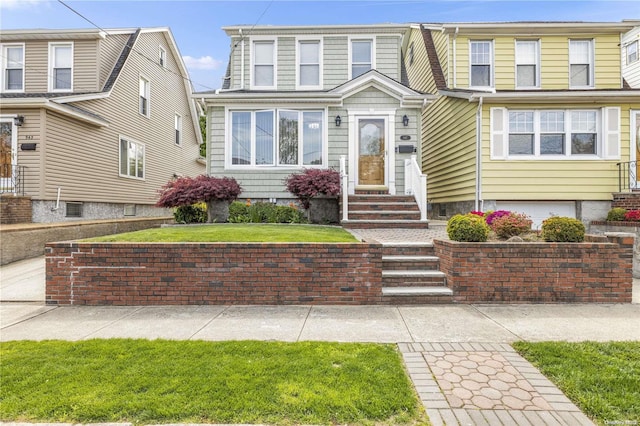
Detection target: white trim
<box><xmin>174</xmin><ymin>113</ymin><xmax>182</xmax><ymax>146</ymax></box>
<box><xmin>48</xmin><ymin>41</ymin><xmax>74</xmax><ymax>92</ymax></box>
<box><xmin>249</xmin><ymin>37</ymin><xmax>277</xmax><ymax>90</ymax></box>
<box><xmin>0</xmin><ymin>43</ymin><xmax>25</xmax><ymax>93</ymax></box>
<box><xmin>515</xmin><ymin>39</ymin><xmax>540</xmax><ymax>89</ymax></box>
<box><xmin>295</xmin><ymin>36</ymin><xmax>323</xmax><ymax>90</ymax></box>
<box><xmin>138</xmin><ymin>74</ymin><xmax>150</xmax><ymax>118</ymax></box>
<box><xmin>348</xmin><ymin>36</ymin><xmax>376</xmax><ymax>80</ymax></box>
<box><xmin>118</xmin><ymin>134</ymin><xmax>146</xmax><ymax>180</ymax></box>
<box><xmin>568</xmin><ymin>38</ymin><xmax>595</xmax><ymax>89</ymax></box>
<box><xmin>0</xmin><ymin>116</ymin><xmax>18</xmax><ymax>190</ymax></box>
<box><xmin>631</xmin><ymin>110</ymin><xmax>640</xmax><ymax>189</ymax></box>
<box><xmin>469</xmin><ymin>39</ymin><xmax>494</xmax><ymax>89</ymax></box>
<box><xmin>159</xmin><ymin>45</ymin><xmax>167</xmax><ymax>68</ymax></box>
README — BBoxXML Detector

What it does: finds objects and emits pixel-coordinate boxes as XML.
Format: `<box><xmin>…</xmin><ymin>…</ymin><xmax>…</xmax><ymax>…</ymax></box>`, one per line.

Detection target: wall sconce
<box><xmin>402</xmin><ymin>115</ymin><xmax>409</xmax><ymax>127</ymax></box>
<box><xmin>335</xmin><ymin>115</ymin><xmax>342</xmax><ymax>127</ymax></box>
<box><xmin>13</xmin><ymin>115</ymin><xmax>24</xmax><ymax>127</ymax></box>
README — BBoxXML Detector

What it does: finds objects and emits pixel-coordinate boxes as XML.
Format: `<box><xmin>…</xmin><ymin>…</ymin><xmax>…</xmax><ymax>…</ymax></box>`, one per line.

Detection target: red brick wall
<box><xmin>612</xmin><ymin>192</ymin><xmax>640</xmax><ymax>210</ymax></box>
<box><xmin>433</xmin><ymin>234</ymin><xmax>633</xmax><ymax>303</ymax></box>
<box><xmin>45</xmin><ymin>242</ymin><xmax>383</xmax><ymax>305</ymax></box>
<box><xmin>0</xmin><ymin>195</ymin><xmax>32</xmax><ymax>224</ymax></box>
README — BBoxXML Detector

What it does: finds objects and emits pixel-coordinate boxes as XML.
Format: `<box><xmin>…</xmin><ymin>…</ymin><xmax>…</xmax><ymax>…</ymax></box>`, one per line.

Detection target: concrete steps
<box><xmin>341</xmin><ymin>194</ymin><xmax>428</xmax><ymax>229</ymax></box>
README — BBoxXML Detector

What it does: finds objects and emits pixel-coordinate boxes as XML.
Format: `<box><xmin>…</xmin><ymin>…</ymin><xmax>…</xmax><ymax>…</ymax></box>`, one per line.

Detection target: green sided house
<box><xmin>198</xmin><ymin>24</ymin><xmax>434</xmax><ymax>227</ymax></box>
<box><xmin>404</xmin><ymin>21</ymin><xmax>640</xmax><ymax>226</ymax></box>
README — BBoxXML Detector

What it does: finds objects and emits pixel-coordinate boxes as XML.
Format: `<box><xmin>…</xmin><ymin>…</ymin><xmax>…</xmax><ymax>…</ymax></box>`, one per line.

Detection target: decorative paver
<box><xmin>400</xmin><ymin>342</ymin><xmax>595</xmax><ymax>426</ymax></box>
<box><xmin>348</xmin><ymin>224</ymin><xmax>449</xmax><ymax>243</ymax></box>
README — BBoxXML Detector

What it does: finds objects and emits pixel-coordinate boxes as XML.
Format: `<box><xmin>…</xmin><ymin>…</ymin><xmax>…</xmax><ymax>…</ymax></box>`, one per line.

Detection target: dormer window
<box><xmin>49</xmin><ymin>42</ymin><xmax>73</xmax><ymax>92</ymax></box>
<box><xmin>470</xmin><ymin>40</ymin><xmax>492</xmax><ymax>88</ymax></box>
<box><xmin>569</xmin><ymin>39</ymin><xmax>594</xmax><ymax>88</ymax></box>
<box><xmin>350</xmin><ymin>39</ymin><xmax>373</xmax><ymax>79</ymax></box>
<box><xmin>252</xmin><ymin>40</ymin><xmax>276</xmax><ymax>88</ymax></box>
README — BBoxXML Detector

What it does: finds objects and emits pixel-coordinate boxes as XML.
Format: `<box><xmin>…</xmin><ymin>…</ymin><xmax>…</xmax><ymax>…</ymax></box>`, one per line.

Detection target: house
<box><xmin>198</xmin><ymin>24</ymin><xmax>434</xmax><ymax>226</ymax></box>
<box><xmin>404</xmin><ymin>21</ymin><xmax>640</xmax><ymax>227</ymax></box>
<box><xmin>0</xmin><ymin>27</ymin><xmax>205</xmax><ymax>223</ymax></box>
<box><xmin>623</xmin><ymin>23</ymin><xmax>640</xmax><ymax>88</ymax></box>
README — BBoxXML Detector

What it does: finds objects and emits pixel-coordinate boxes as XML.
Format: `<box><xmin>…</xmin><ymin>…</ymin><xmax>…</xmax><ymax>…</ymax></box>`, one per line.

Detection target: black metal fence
<box><xmin>0</xmin><ymin>164</ymin><xmax>26</xmax><ymax>196</ymax></box>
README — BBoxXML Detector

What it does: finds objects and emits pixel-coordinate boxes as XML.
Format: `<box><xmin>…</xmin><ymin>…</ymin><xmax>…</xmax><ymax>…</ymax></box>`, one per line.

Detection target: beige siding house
<box><xmin>199</xmin><ymin>25</ymin><xmax>434</xmax><ymax>225</ymax></box>
<box><xmin>405</xmin><ymin>21</ymin><xmax>640</xmax><ymax>227</ymax></box>
<box><xmin>0</xmin><ymin>28</ymin><xmax>204</xmax><ymax>222</ymax></box>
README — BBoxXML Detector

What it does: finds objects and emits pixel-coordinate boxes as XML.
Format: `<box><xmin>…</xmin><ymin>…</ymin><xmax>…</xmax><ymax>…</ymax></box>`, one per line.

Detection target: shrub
<box><xmin>228</xmin><ymin>201</ymin><xmax>307</xmax><ymax>224</ymax></box>
<box><xmin>624</xmin><ymin>210</ymin><xmax>640</xmax><ymax>222</ymax></box>
<box><xmin>285</xmin><ymin>169</ymin><xmax>341</xmax><ymax>209</ymax></box>
<box><xmin>469</xmin><ymin>211</ymin><xmax>485</xmax><ymax>217</ymax></box>
<box><xmin>541</xmin><ymin>216</ymin><xmax>585</xmax><ymax>242</ymax></box>
<box><xmin>174</xmin><ymin>203</ymin><xmax>207</xmax><ymax>224</ymax></box>
<box><xmin>485</xmin><ymin>210</ymin><xmax>511</xmax><ymax>225</ymax></box>
<box><xmin>607</xmin><ymin>207</ymin><xmax>628</xmax><ymax>222</ymax></box>
<box><xmin>446</xmin><ymin>213</ymin><xmax>490</xmax><ymax>242</ymax></box>
<box><xmin>490</xmin><ymin>212</ymin><xmax>533</xmax><ymax>239</ymax></box>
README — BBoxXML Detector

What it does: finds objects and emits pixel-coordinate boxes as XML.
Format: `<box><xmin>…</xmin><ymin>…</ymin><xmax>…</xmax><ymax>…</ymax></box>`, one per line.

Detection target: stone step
<box><xmin>341</xmin><ymin>220</ymin><xmax>429</xmax><ymax>229</ymax></box>
<box><xmin>382</xmin><ymin>255</ymin><xmax>440</xmax><ymax>270</ymax></box>
<box><xmin>348</xmin><ymin>202</ymin><xmax>420</xmax><ymax>212</ymax></box>
<box><xmin>348</xmin><ymin>195</ymin><xmax>416</xmax><ymax>203</ymax></box>
<box><xmin>382</xmin><ymin>286</ymin><xmax>453</xmax><ymax>296</ymax></box>
<box><xmin>381</xmin><ymin>242</ymin><xmax>435</xmax><ymax>256</ymax></box>
<box><xmin>382</xmin><ymin>270</ymin><xmax>447</xmax><ymax>286</ymax></box>
<box><xmin>380</xmin><ymin>286</ymin><xmax>454</xmax><ymax>304</ymax></box>
<box><xmin>348</xmin><ymin>211</ymin><xmax>422</xmax><ymax>221</ymax></box>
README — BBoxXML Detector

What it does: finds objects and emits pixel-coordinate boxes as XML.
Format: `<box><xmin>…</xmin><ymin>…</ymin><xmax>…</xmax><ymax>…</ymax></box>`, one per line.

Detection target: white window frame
<box><xmin>174</xmin><ymin>113</ymin><xmax>182</xmax><ymax>146</ymax></box>
<box><xmin>515</xmin><ymin>39</ymin><xmax>540</xmax><ymax>89</ymax></box>
<box><xmin>348</xmin><ymin>36</ymin><xmax>376</xmax><ymax>80</ymax></box>
<box><xmin>225</xmin><ymin>107</ymin><xmax>327</xmax><ymax>169</ymax></box>
<box><xmin>408</xmin><ymin>42</ymin><xmax>415</xmax><ymax>66</ymax></box>
<box><xmin>119</xmin><ymin>135</ymin><xmax>145</xmax><ymax>180</ymax></box>
<box><xmin>139</xmin><ymin>75</ymin><xmax>150</xmax><ymax>117</ymax></box>
<box><xmin>159</xmin><ymin>46</ymin><xmax>167</xmax><ymax>67</ymax></box>
<box><xmin>627</xmin><ymin>40</ymin><xmax>639</xmax><ymax>65</ymax></box>
<box><xmin>295</xmin><ymin>37</ymin><xmax>323</xmax><ymax>90</ymax></box>
<box><xmin>505</xmin><ymin>109</ymin><xmax>601</xmax><ymax>159</ymax></box>
<box><xmin>250</xmin><ymin>38</ymin><xmax>277</xmax><ymax>90</ymax></box>
<box><xmin>1</xmin><ymin>43</ymin><xmax>25</xmax><ymax>93</ymax></box>
<box><xmin>48</xmin><ymin>42</ymin><xmax>73</xmax><ymax>92</ymax></box>
<box><xmin>569</xmin><ymin>39</ymin><xmax>594</xmax><ymax>89</ymax></box>
<box><xmin>469</xmin><ymin>40</ymin><xmax>494</xmax><ymax>89</ymax></box>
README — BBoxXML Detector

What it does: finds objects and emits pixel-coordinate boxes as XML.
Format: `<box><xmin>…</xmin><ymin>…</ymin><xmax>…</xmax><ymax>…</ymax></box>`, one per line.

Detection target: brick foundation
<box><xmin>612</xmin><ymin>192</ymin><xmax>640</xmax><ymax>210</ymax></box>
<box><xmin>0</xmin><ymin>195</ymin><xmax>32</xmax><ymax>224</ymax></box>
<box><xmin>45</xmin><ymin>242</ymin><xmax>383</xmax><ymax>305</ymax></box>
<box><xmin>433</xmin><ymin>234</ymin><xmax>634</xmax><ymax>303</ymax></box>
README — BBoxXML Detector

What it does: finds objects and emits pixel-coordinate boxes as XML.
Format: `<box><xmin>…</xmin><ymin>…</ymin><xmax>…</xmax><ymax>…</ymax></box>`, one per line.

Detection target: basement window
<box><xmin>66</xmin><ymin>202</ymin><xmax>83</xmax><ymax>218</ymax></box>
<box><xmin>124</xmin><ymin>204</ymin><xmax>137</xmax><ymax>216</ymax></box>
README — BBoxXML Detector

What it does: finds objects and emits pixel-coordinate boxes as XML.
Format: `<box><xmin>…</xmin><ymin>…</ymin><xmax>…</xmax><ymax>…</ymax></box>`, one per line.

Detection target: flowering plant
<box><xmin>490</xmin><ymin>212</ymin><xmax>532</xmax><ymax>239</ymax></box>
<box><xmin>624</xmin><ymin>210</ymin><xmax>640</xmax><ymax>222</ymax></box>
<box><xmin>485</xmin><ymin>210</ymin><xmax>511</xmax><ymax>225</ymax></box>
<box><xmin>470</xmin><ymin>211</ymin><xmax>485</xmax><ymax>217</ymax></box>
<box><xmin>284</xmin><ymin>168</ymin><xmax>341</xmax><ymax>209</ymax></box>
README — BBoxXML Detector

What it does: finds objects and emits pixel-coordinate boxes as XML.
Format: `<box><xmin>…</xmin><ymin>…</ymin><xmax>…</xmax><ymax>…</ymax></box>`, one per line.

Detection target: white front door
<box><xmin>0</xmin><ymin>119</ymin><xmax>17</xmax><ymax>192</ymax></box>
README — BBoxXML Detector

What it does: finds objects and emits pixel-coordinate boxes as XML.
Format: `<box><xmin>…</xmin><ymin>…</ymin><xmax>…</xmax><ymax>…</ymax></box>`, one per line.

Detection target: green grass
<box><xmin>0</xmin><ymin>340</ymin><xmax>426</xmax><ymax>425</ymax></box>
<box><xmin>83</xmin><ymin>224</ymin><xmax>358</xmax><ymax>243</ymax></box>
<box><xmin>513</xmin><ymin>341</ymin><xmax>640</xmax><ymax>425</ymax></box>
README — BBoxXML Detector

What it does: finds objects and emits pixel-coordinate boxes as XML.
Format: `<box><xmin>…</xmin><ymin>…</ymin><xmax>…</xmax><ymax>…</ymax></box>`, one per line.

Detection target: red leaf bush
<box><xmin>156</xmin><ymin>175</ymin><xmax>242</xmax><ymax>208</ymax></box>
<box><xmin>284</xmin><ymin>169</ymin><xmax>341</xmax><ymax>209</ymax></box>
<box><xmin>624</xmin><ymin>209</ymin><xmax>640</xmax><ymax>222</ymax></box>
<box><xmin>489</xmin><ymin>212</ymin><xmax>532</xmax><ymax>239</ymax></box>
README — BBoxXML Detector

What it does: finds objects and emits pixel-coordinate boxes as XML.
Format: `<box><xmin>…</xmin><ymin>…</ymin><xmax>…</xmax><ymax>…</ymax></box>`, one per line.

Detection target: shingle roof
<box><xmin>102</xmin><ymin>29</ymin><xmax>140</xmax><ymax>92</ymax></box>
<box><xmin>421</xmin><ymin>28</ymin><xmax>447</xmax><ymax>91</ymax></box>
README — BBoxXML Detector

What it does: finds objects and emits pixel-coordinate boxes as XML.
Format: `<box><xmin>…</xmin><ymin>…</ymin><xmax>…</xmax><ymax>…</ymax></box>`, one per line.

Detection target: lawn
<box><xmin>0</xmin><ymin>339</ymin><xmax>427</xmax><ymax>425</ymax></box>
<box><xmin>514</xmin><ymin>341</ymin><xmax>640</xmax><ymax>425</ymax></box>
<box><xmin>84</xmin><ymin>224</ymin><xmax>358</xmax><ymax>243</ymax></box>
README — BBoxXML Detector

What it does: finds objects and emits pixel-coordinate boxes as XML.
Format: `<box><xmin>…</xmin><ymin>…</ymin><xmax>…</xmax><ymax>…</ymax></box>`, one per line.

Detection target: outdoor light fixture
<box><xmin>13</xmin><ymin>115</ymin><xmax>24</xmax><ymax>127</ymax></box>
<box><xmin>402</xmin><ymin>115</ymin><xmax>409</xmax><ymax>127</ymax></box>
<box><xmin>335</xmin><ymin>115</ymin><xmax>342</xmax><ymax>127</ymax></box>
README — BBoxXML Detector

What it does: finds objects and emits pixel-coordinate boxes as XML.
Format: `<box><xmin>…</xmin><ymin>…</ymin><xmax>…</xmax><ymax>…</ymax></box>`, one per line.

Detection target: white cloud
<box><xmin>0</xmin><ymin>0</ymin><xmax>48</xmax><ymax>9</ymax></box>
<box><xmin>182</xmin><ymin>55</ymin><xmax>224</xmax><ymax>71</ymax></box>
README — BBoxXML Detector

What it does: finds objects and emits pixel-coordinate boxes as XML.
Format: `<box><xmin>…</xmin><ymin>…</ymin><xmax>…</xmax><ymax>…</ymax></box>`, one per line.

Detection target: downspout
<box><xmin>240</xmin><ymin>29</ymin><xmax>245</xmax><ymax>90</ymax></box>
<box><xmin>452</xmin><ymin>26</ymin><xmax>459</xmax><ymax>89</ymax></box>
<box><xmin>475</xmin><ymin>96</ymin><xmax>483</xmax><ymax>212</ymax></box>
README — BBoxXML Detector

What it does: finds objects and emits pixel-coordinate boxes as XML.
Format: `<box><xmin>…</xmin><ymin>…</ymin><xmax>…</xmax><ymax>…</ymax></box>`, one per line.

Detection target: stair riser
<box><xmin>382</xmin><ymin>260</ymin><xmax>440</xmax><ymax>270</ymax></box>
<box><xmin>349</xmin><ymin>212</ymin><xmax>422</xmax><ymax>220</ymax></box>
<box><xmin>381</xmin><ymin>246</ymin><xmax>436</xmax><ymax>256</ymax></box>
<box><xmin>348</xmin><ymin>204</ymin><xmax>420</xmax><ymax>212</ymax></box>
<box><xmin>342</xmin><ymin>222</ymin><xmax>429</xmax><ymax>229</ymax></box>
<box><xmin>380</xmin><ymin>295</ymin><xmax>453</xmax><ymax>305</ymax></box>
<box><xmin>382</xmin><ymin>277</ymin><xmax>447</xmax><ymax>286</ymax></box>
<box><xmin>348</xmin><ymin>196</ymin><xmax>415</xmax><ymax>203</ymax></box>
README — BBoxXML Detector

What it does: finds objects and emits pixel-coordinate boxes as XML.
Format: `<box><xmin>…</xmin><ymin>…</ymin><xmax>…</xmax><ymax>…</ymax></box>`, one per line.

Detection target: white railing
<box><xmin>340</xmin><ymin>155</ymin><xmax>349</xmax><ymax>222</ymax></box>
<box><xmin>404</xmin><ymin>155</ymin><xmax>427</xmax><ymax>221</ymax></box>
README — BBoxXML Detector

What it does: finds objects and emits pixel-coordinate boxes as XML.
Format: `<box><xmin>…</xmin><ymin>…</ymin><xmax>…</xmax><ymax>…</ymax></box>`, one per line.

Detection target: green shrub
<box><xmin>541</xmin><ymin>216</ymin><xmax>585</xmax><ymax>242</ymax></box>
<box><xmin>607</xmin><ymin>207</ymin><xmax>628</xmax><ymax>222</ymax></box>
<box><xmin>174</xmin><ymin>203</ymin><xmax>207</xmax><ymax>224</ymax></box>
<box><xmin>490</xmin><ymin>212</ymin><xmax>533</xmax><ymax>239</ymax></box>
<box><xmin>446</xmin><ymin>213</ymin><xmax>490</xmax><ymax>242</ymax></box>
<box><xmin>228</xmin><ymin>201</ymin><xmax>307</xmax><ymax>224</ymax></box>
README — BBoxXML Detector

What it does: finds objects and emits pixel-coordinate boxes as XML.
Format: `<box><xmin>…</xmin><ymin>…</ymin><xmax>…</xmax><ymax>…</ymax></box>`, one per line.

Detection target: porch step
<box><xmin>348</xmin><ymin>210</ymin><xmax>422</xmax><ymax>221</ymax></box>
<box><xmin>382</xmin><ymin>255</ymin><xmax>439</xmax><ymax>270</ymax></box>
<box><xmin>382</xmin><ymin>269</ymin><xmax>447</xmax><ymax>287</ymax></box>
<box><xmin>348</xmin><ymin>202</ymin><xmax>420</xmax><ymax>211</ymax></box>
<box><xmin>341</xmin><ymin>219</ymin><xmax>429</xmax><ymax>229</ymax></box>
<box><xmin>348</xmin><ymin>194</ymin><xmax>415</xmax><ymax>203</ymax></box>
<box><xmin>381</xmin><ymin>286</ymin><xmax>453</xmax><ymax>304</ymax></box>
<box><xmin>381</xmin><ymin>242</ymin><xmax>435</xmax><ymax>256</ymax></box>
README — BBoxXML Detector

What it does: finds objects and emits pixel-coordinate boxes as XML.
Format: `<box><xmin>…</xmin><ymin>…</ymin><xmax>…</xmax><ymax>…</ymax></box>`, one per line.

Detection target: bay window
<box><xmin>229</xmin><ymin>109</ymin><xmax>324</xmax><ymax>167</ymax></box>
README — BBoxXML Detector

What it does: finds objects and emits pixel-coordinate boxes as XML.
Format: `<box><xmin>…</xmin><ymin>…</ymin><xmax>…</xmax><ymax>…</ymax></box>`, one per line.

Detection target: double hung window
<box><xmin>627</xmin><ymin>40</ymin><xmax>638</xmax><ymax>65</ymax></box>
<box><xmin>569</xmin><ymin>39</ymin><xmax>594</xmax><ymax>87</ymax></box>
<box><xmin>174</xmin><ymin>114</ymin><xmax>182</xmax><ymax>146</ymax></box>
<box><xmin>515</xmin><ymin>40</ymin><xmax>539</xmax><ymax>88</ymax></box>
<box><xmin>230</xmin><ymin>109</ymin><xmax>324</xmax><ymax>167</ymax></box>
<box><xmin>252</xmin><ymin>40</ymin><xmax>275</xmax><ymax>88</ymax></box>
<box><xmin>298</xmin><ymin>40</ymin><xmax>321</xmax><ymax>88</ymax></box>
<box><xmin>2</xmin><ymin>44</ymin><xmax>24</xmax><ymax>92</ymax></box>
<box><xmin>139</xmin><ymin>76</ymin><xmax>150</xmax><ymax>117</ymax></box>
<box><xmin>470</xmin><ymin>41</ymin><xmax>492</xmax><ymax>87</ymax></box>
<box><xmin>50</xmin><ymin>43</ymin><xmax>72</xmax><ymax>91</ymax></box>
<box><xmin>351</xmin><ymin>39</ymin><xmax>373</xmax><ymax>79</ymax></box>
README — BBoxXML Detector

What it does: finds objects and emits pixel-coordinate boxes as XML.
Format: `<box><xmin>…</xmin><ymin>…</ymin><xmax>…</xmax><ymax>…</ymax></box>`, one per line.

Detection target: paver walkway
<box><xmin>400</xmin><ymin>342</ymin><xmax>595</xmax><ymax>426</ymax></box>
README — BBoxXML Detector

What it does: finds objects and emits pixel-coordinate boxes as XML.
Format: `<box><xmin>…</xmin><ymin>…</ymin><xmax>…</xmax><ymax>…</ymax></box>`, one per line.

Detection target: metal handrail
<box><xmin>0</xmin><ymin>165</ymin><xmax>26</xmax><ymax>196</ymax></box>
<box><xmin>617</xmin><ymin>161</ymin><xmax>637</xmax><ymax>192</ymax></box>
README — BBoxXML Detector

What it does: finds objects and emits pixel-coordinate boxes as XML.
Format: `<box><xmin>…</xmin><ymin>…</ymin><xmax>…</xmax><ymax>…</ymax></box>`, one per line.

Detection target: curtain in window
<box><xmin>255</xmin><ymin>111</ymin><xmax>274</xmax><ymax>165</ymax></box>
<box><xmin>232</xmin><ymin>112</ymin><xmax>251</xmax><ymax>165</ymax></box>
<box><xmin>279</xmin><ymin>111</ymin><xmax>298</xmax><ymax>165</ymax></box>
<box><xmin>569</xmin><ymin>40</ymin><xmax>591</xmax><ymax>86</ymax></box>
<box><xmin>516</xmin><ymin>41</ymin><xmax>537</xmax><ymax>87</ymax></box>
<box><xmin>303</xmin><ymin>111</ymin><xmax>322</xmax><ymax>165</ymax></box>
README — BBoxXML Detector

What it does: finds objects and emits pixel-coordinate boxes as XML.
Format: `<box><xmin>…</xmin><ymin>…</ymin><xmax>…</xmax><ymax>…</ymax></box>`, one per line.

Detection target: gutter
<box><xmin>475</xmin><ymin>96</ymin><xmax>483</xmax><ymax>212</ymax></box>
<box><xmin>240</xmin><ymin>29</ymin><xmax>245</xmax><ymax>90</ymax></box>
<box><xmin>1</xmin><ymin>98</ymin><xmax>108</xmax><ymax>127</ymax></box>
<box><xmin>452</xmin><ymin>26</ymin><xmax>459</xmax><ymax>89</ymax></box>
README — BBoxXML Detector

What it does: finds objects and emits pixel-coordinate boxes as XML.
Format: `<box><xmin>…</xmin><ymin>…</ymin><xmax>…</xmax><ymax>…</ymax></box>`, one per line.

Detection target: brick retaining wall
<box><xmin>45</xmin><ymin>243</ymin><xmax>382</xmax><ymax>305</ymax></box>
<box><xmin>0</xmin><ymin>195</ymin><xmax>32</xmax><ymax>224</ymax></box>
<box><xmin>612</xmin><ymin>192</ymin><xmax>640</xmax><ymax>210</ymax></box>
<box><xmin>433</xmin><ymin>234</ymin><xmax>634</xmax><ymax>303</ymax></box>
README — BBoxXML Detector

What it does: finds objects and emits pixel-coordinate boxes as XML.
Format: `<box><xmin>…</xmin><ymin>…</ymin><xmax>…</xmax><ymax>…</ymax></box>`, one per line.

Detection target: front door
<box><xmin>357</xmin><ymin>118</ymin><xmax>385</xmax><ymax>186</ymax></box>
<box><xmin>0</xmin><ymin>120</ymin><xmax>16</xmax><ymax>192</ymax></box>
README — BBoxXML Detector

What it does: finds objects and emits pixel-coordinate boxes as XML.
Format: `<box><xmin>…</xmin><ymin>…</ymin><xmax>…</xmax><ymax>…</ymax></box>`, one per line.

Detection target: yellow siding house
<box><xmin>405</xmin><ymin>21</ymin><xmax>640</xmax><ymax>226</ymax></box>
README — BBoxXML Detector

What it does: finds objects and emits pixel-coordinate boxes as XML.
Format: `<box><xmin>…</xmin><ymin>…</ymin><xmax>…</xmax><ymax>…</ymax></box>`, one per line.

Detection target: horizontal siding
<box><xmin>481</xmin><ymin>102</ymin><xmax>640</xmax><ymax>201</ymax></box>
<box><xmin>404</xmin><ymin>28</ymin><xmax>435</xmax><ymax>94</ymax></box>
<box><xmin>623</xmin><ymin>28</ymin><xmax>640</xmax><ymax>88</ymax></box>
<box><xmin>594</xmin><ymin>34</ymin><xmax>623</xmax><ymax>88</ymax></box>
<box><xmin>23</xmin><ymin>41</ymin><xmax>48</xmax><ymax>92</ymax></box>
<box><xmin>342</xmin><ymin>86</ymin><xmax>400</xmax><ymax>109</ymax></box>
<box><xmin>98</xmin><ymin>33</ymin><xmax>129</xmax><ymax>89</ymax></box>
<box><xmin>424</xmin><ymin>96</ymin><xmax>477</xmax><ymax>203</ymax></box>
<box><xmin>324</xmin><ymin>36</ymin><xmax>348</xmax><ymax>89</ymax></box>
<box><xmin>73</xmin><ymin>39</ymin><xmax>99</xmax><ymax>92</ymax></box>
<box><xmin>376</xmin><ymin>36</ymin><xmax>400</xmax><ymax>80</ymax></box>
<box><xmin>5</xmin><ymin>109</ymin><xmax>43</xmax><ymax>197</ymax></box>
<box><xmin>277</xmin><ymin>37</ymin><xmax>295</xmax><ymax>90</ymax></box>
<box><xmin>433</xmin><ymin>31</ymin><xmax>449</xmax><ymax>87</ymax></box>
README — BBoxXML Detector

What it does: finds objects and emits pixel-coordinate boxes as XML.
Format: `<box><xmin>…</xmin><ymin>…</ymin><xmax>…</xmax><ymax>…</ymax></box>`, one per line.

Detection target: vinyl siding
<box><xmin>481</xmin><ymin>102</ymin><xmax>640</xmax><ymax>201</ymax></box>
<box><xmin>454</xmin><ymin>33</ymin><xmax>624</xmax><ymax>90</ymax></box>
<box><xmin>433</xmin><ymin>31</ymin><xmax>449</xmax><ymax>87</ymax></box>
<box><xmin>343</xmin><ymin>86</ymin><xmax>400</xmax><ymax>109</ymax></box>
<box><xmin>324</xmin><ymin>36</ymin><xmax>348</xmax><ymax>89</ymax></box>
<box><xmin>622</xmin><ymin>27</ymin><xmax>640</xmax><ymax>88</ymax></box>
<box><xmin>6</xmin><ymin>109</ymin><xmax>44</xmax><ymax>197</ymax></box>
<box><xmin>376</xmin><ymin>36</ymin><xmax>400</xmax><ymax>79</ymax></box>
<box><xmin>404</xmin><ymin>28</ymin><xmax>436</xmax><ymax>94</ymax></box>
<box><xmin>38</xmin><ymin>31</ymin><xmax>203</xmax><ymax>203</ymax></box>
<box><xmin>278</xmin><ymin>37</ymin><xmax>295</xmax><ymax>90</ymax></box>
<box><xmin>23</xmin><ymin>41</ymin><xmax>48</xmax><ymax>92</ymax></box>
<box><xmin>423</xmin><ymin>96</ymin><xmax>477</xmax><ymax>203</ymax></box>
<box><xmin>98</xmin><ymin>33</ymin><xmax>129</xmax><ymax>89</ymax></box>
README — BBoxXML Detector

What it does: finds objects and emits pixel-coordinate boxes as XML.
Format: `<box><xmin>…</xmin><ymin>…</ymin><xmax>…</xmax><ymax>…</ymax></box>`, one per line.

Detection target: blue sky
<box><xmin>1</xmin><ymin>0</ymin><xmax>638</xmax><ymax>91</ymax></box>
